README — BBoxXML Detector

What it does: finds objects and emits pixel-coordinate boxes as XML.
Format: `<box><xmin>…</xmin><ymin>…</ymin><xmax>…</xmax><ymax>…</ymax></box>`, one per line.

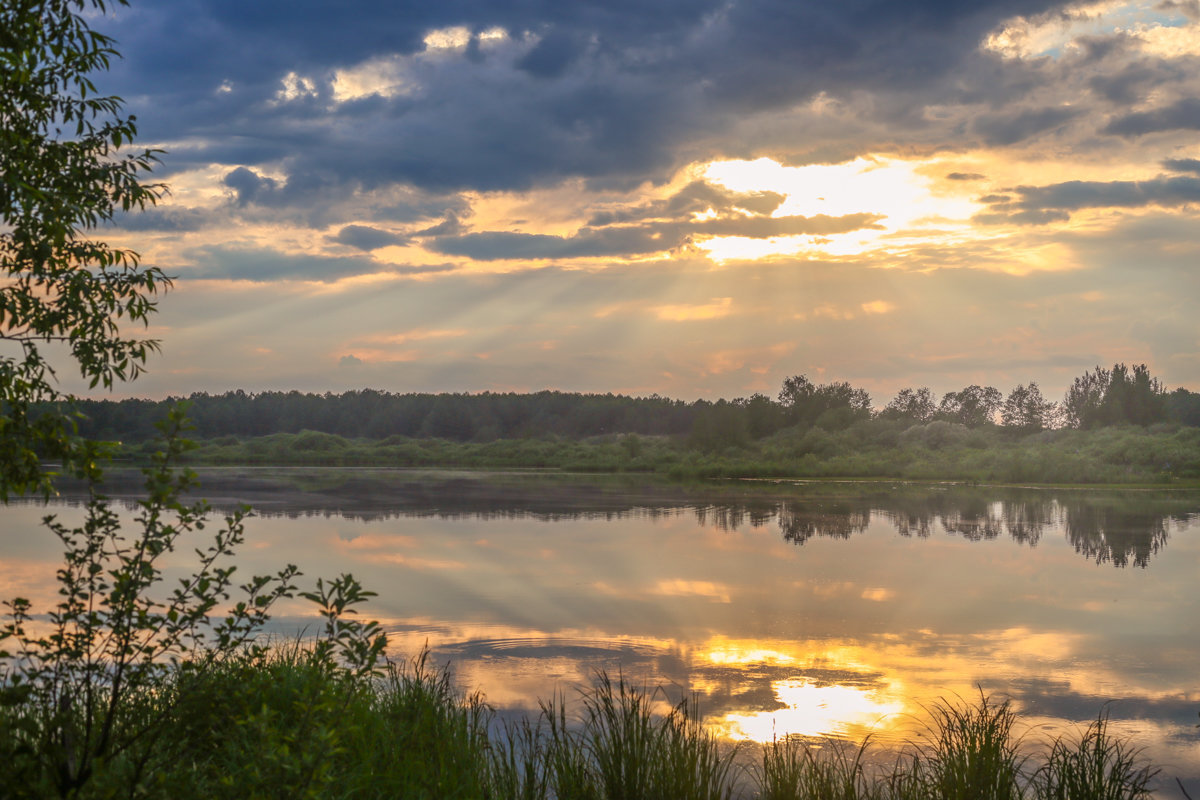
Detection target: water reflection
<box><xmin>22</xmin><ymin>470</ymin><xmax>1199</xmax><ymax>570</ymax></box>
<box><xmin>3</xmin><ymin>470</ymin><xmax>1198</xmax><ymax>791</ymax></box>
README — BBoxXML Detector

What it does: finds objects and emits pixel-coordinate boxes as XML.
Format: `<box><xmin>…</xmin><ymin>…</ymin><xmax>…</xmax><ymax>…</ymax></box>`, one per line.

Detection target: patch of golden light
<box><xmin>338</xmin><ymin>348</ymin><xmax>421</xmax><ymax>363</ymax></box>
<box><xmin>698</xmin><ymin>157</ymin><xmax>979</xmax><ymax>262</ymax></box>
<box><xmin>697</xmin><ymin>342</ymin><xmax>795</xmax><ymax>377</ymax></box>
<box><xmin>981</xmin><ymin>628</ymin><xmax>1080</xmax><ymax>662</ymax></box>
<box><xmin>275</xmin><ymin>71</ymin><xmax>318</xmax><ymax>103</ymax></box>
<box><xmin>984</xmin><ymin>1</ymin><xmax>1194</xmax><ymax>60</ymax></box>
<box><xmin>809</xmin><ymin>304</ymin><xmax>857</xmax><ymax>321</ymax></box>
<box><xmin>462</xmin><ymin>181</ymin><xmax>601</xmax><ymax>238</ymax></box>
<box><xmin>423</xmin><ymin>26</ymin><xmax>472</xmax><ymax>50</ymax></box>
<box><xmin>859</xmin><ymin>301</ymin><xmax>895</xmax><ymax>315</ymax></box>
<box><xmin>991</xmin><ymin>242</ymin><xmax>1081</xmax><ymax>275</ymax></box>
<box><xmin>332</xmin><ymin>56</ymin><xmax>413</xmax><ymax>102</ymax></box>
<box><xmin>698</xmin><ymin>235</ymin><xmax>809</xmax><ymax>262</ymax></box>
<box><xmin>715</xmin><ymin>679</ymin><xmax>907</xmax><ymax>742</ymax></box>
<box><xmin>357</xmin><ymin>328</ymin><xmax>470</xmax><ymax>346</ymax></box>
<box><xmin>653</xmin><ymin>297</ymin><xmax>733</xmax><ymax>321</ymax></box>
<box><xmin>1136</xmin><ymin>20</ymin><xmax>1200</xmax><ymax>56</ymax></box>
<box><xmin>332</xmin><ymin>30</ymin><xmax>512</xmax><ymax>103</ymax></box>
<box><xmin>592</xmin><ymin>300</ymin><xmax>641</xmax><ymax>319</ymax></box>
<box><xmin>372</xmin><ymin>553</ymin><xmax>468</xmax><ymax>570</ymax></box>
<box><xmin>703</xmin><ymin>644</ymin><xmax>798</xmax><ymax>667</ymax></box>
<box><xmin>653</xmin><ymin>580</ymin><xmax>732</xmax><ymax>603</ymax></box>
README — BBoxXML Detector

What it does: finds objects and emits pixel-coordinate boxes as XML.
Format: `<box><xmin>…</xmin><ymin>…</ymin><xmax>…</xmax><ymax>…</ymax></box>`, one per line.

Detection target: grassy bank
<box><xmin>0</xmin><ymin>646</ymin><xmax>1164</xmax><ymax>799</ymax></box>
<box><xmin>112</xmin><ymin>420</ymin><xmax>1200</xmax><ymax>484</ymax></box>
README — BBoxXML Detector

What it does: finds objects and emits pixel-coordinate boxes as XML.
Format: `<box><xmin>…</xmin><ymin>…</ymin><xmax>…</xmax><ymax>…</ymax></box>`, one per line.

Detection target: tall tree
<box><xmin>1001</xmin><ymin>383</ymin><xmax>1057</xmax><ymax>432</ymax></box>
<box><xmin>1061</xmin><ymin>366</ymin><xmax>1110</xmax><ymax>429</ymax></box>
<box><xmin>1063</xmin><ymin>363</ymin><xmax>1166</xmax><ymax>428</ymax></box>
<box><xmin>938</xmin><ymin>385</ymin><xmax>1002</xmax><ymax>427</ymax></box>
<box><xmin>777</xmin><ymin>375</ymin><xmax>871</xmax><ymax>429</ymax></box>
<box><xmin>1</xmin><ymin>0</ymin><xmax>167</xmax><ymax>497</ymax></box>
<box><xmin>883</xmin><ymin>387</ymin><xmax>937</xmax><ymax>423</ymax></box>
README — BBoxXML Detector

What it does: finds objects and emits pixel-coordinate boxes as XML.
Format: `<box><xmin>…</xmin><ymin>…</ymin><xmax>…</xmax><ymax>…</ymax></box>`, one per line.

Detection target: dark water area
<box><xmin>4</xmin><ymin>469</ymin><xmax>1199</xmax><ymax>790</ymax></box>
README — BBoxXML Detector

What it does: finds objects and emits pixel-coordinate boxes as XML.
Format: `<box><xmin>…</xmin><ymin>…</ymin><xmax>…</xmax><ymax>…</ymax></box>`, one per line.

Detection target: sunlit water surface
<box><xmin>3</xmin><ymin>469</ymin><xmax>1198</xmax><ymax>790</ymax></box>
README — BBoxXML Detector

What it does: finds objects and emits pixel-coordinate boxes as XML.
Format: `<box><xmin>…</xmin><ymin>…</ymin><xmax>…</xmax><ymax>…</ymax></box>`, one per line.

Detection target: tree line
<box><xmin>66</xmin><ymin>362</ymin><xmax>1200</xmax><ymax>447</ymax></box>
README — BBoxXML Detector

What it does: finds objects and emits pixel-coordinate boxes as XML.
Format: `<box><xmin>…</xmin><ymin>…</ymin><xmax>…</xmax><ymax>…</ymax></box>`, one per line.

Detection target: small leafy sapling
<box><xmin>301</xmin><ymin>574</ymin><xmax>389</xmax><ymax>678</ymax></box>
<box><xmin>0</xmin><ymin>406</ymin><xmax>300</xmax><ymax>797</ymax></box>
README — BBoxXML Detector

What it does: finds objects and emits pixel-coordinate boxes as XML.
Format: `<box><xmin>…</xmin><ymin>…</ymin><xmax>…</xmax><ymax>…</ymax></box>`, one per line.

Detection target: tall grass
<box><xmin>492</xmin><ymin>673</ymin><xmax>740</xmax><ymax>800</ymax></box>
<box><xmin>0</xmin><ymin>654</ymin><xmax>1167</xmax><ymax>799</ymax></box>
<box><xmin>1032</xmin><ymin>710</ymin><xmax>1158</xmax><ymax>800</ymax></box>
<box><xmin>918</xmin><ymin>692</ymin><xmax>1026</xmax><ymax>800</ymax></box>
<box><xmin>753</xmin><ymin>693</ymin><xmax>1159</xmax><ymax>800</ymax></box>
<box><xmin>759</xmin><ymin>737</ymin><xmax>877</xmax><ymax>800</ymax></box>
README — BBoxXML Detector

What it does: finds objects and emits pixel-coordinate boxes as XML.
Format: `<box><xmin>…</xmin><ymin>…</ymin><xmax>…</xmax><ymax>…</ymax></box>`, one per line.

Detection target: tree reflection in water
<box><xmin>16</xmin><ymin>469</ymin><xmax>1198</xmax><ymax>568</ymax></box>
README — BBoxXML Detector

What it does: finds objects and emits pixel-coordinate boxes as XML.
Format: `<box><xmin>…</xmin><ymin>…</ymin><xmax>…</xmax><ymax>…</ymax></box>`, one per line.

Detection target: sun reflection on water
<box><xmin>714</xmin><ymin>678</ymin><xmax>907</xmax><ymax>743</ymax></box>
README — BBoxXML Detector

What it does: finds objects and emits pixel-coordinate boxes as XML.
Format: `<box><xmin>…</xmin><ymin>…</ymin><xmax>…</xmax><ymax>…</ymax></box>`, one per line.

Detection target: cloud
<box><xmin>1103</xmin><ymin>96</ymin><xmax>1200</xmax><ymax>136</ymax></box>
<box><xmin>978</xmin><ymin>175</ymin><xmax>1200</xmax><ymax>224</ymax></box>
<box><xmin>429</xmin><ymin>187</ymin><xmax>884</xmax><ymax>262</ymax></box>
<box><xmin>971</xmin><ymin>106</ymin><xmax>1080</xmax><ymax>146</ymax></box>
<box><xmin>654</xmin><ymin>298</ymin><xmax>733</xmax><ymax>321</ymax></box>
<box><xmin>98</xmin><ymin>0</ymin><xmax>1077</xmax><ymax>202</ymax></box>
<box><xmin>183</xmin><ymin>244</ymin><xmax>454</xmax><ymax>282</ymax></box>
<box><xmin>109</xmin><ymin>206</ymin><xmax>213</xmax><ymax>232</ymax></box>
<box><xmin>1162</xmin><ymin>157</ymin><xmax>1200</xmax><ymax>174</ymax></box>
<box><xmin>333</xmin><ymin>225</ymin><xmax>409</xmax><ymax>251</ymax></box>
<box><xmin>223</xmin><ymin>167</ymin><xmax>280</xmax><ymax>206</ymax></box>
<box><xmin>588</xmin><ymin>181</ymin><xmax>787</xmax><ymax>226</ymax></box>
<box><xmin>429</xmin><ymin>212</ymin><xmax>882</xmax><ymax>260</ymax></box>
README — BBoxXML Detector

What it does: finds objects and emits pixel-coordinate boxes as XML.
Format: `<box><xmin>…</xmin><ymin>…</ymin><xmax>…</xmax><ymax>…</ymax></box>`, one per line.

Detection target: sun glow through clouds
<box><xmin>697</xmin><ymin>157</ymin><xmax>981</xmax><ymax>262</ymax></box>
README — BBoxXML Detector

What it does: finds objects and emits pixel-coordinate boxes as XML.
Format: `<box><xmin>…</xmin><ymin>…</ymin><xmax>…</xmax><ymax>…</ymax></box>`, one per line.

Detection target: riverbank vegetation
<box><xmin>108</xmin><ymin>416</ymin><xmax>1200</xmax><ymax>484</ymax></box>
<box><xmin>70</xmin><ymin>364</ymin><xmax>1200</xmax><ymax>483</ymax></box>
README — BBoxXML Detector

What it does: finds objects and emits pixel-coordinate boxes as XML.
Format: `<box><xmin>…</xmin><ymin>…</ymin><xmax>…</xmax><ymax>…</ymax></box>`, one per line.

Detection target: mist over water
<box><xmin>4</xmin><ymin>470</ymin><xmax>1198</xmax><ymax>790</ymax></box>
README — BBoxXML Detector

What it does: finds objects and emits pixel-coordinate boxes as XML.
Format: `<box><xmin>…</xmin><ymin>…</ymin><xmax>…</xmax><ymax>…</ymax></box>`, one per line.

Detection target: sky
<box><xmin>76</xmin><ymin>0</ymin><xmax>1200</xmax><ymax>402</ymax></box>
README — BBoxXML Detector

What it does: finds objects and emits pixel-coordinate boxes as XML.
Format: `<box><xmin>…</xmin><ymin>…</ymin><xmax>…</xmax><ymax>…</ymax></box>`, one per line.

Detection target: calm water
<box><xmin>4</xmin><ymin>469</ymin><xmax>1199</xmax><ymax>788</ymax></box>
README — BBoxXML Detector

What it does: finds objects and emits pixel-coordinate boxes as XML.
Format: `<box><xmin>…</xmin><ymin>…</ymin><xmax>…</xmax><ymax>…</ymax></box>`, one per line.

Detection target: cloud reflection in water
<box><xmin>3</xmin><ymin>471</ymin><xmax>1198</xmax><ymax>788</ymax></box>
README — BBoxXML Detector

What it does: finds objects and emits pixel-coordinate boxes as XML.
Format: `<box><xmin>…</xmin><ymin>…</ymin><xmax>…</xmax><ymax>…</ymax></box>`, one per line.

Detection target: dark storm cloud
<box><xmin>1163</xmin><ymin>157</ymin><xmax>1200</xmax><ymax>174</ymax></box>
<box><xmin>184</xmin><ymin>244</ymin><xmax>455</xmax><ymax>282</ymax></box>
<box><xmin>430</xmin><ymin>212</ymin><xmax>883</xmax><ymax>260</ymax></box>
<box><xmin>333</xmin><ymin>225</ymin><xmax>409</xmax><ymax>251</ymax></box>
<box><xmin>222</xmin><ymin>166</ymin><xmax>280</xmax><ymax>206</ymax></box>
<box><xmin>109</xmin><ymin>206</ymin><xmax>212</xmax><ymax>232</ymax></box>
<box><xmin>414</xmin><ymin>213</ymin><xmax>464</xmax><ymax>236</ymax></box>
<box><xmin>970</xmin><ymin>106</ymin><xmax>1080</xmax><ymax>146</ymax></box>
<box><xmin>1087</xmin><ymin>60</ymin><xmax>1185</xmax><ymax>105</ymax></box>
<box><xmin>185</xmin><ymin>244</ymin><xmax>380</xmax><ymax>281</ymax></box>
<box><xmin>977</xmin><ymin>175</ymin><xmax>1200</xmax><ymax>224</ymax></box>
<box><xmin>98</xmin><ymin>0</ymin><xmax>1069</xmax><ymax>199</ymax></box>
<box><xmin>1103</xmin><ymin>96</ymin><xmax>1200</xmax><ymax>136</ymax></box>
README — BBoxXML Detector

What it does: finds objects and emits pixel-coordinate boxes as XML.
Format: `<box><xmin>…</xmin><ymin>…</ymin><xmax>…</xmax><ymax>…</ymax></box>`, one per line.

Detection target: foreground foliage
<box><xmin>0</xmin><ymin>409</ymin><xmax>385</xmax><ymax>799</ymax></box>
<box><xmin>1</xmin><ymin>0</ymin><xmax>168</xmax><ymax>500</ymax></box>
<box><xmin>0</xmin><ymin>656</ymin><xmax>1165</xmax><ymax>799</ymax></box>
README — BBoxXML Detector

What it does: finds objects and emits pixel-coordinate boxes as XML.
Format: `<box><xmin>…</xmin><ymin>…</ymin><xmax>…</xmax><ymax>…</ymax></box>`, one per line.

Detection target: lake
<box><xmin>3</xmin><ymin>468</ymin><xmax>1198</xmax><ymax>790</ymax></box>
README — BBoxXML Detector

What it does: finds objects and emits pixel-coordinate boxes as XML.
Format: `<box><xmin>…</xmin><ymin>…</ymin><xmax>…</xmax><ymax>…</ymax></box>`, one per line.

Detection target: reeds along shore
<box><xmin>0</xmin><ymin>647</ymin><xmax>1164</xmax><ymax>799</ymax></box>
